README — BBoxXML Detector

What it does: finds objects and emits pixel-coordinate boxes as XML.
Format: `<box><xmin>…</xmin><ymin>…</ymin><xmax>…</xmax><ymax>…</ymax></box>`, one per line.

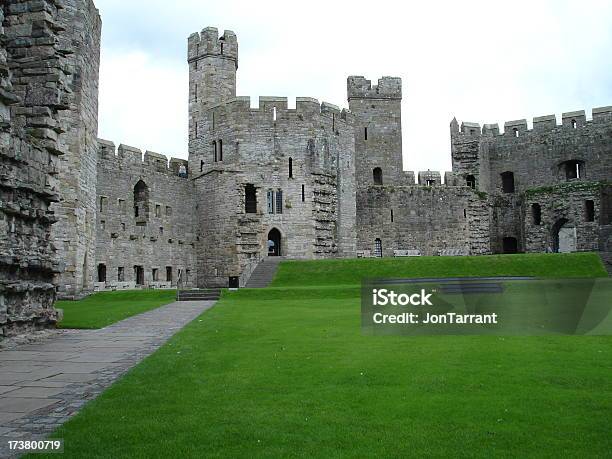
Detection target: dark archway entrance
<box><xmin>267</xmin><ymin>228</ymin><xmax>282</xmax><ymax>257</ymax></box>
<box><xmin>552</xmin><ymin>218</ymin><xmax>576</xmax><ymax>253</ymax></box>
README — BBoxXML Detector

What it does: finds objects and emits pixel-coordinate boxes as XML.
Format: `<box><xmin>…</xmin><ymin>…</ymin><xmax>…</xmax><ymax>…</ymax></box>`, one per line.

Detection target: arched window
<box><xmin>571</xmin><ymin>119</ymin><xmax>577</xmax><ymax>129</ymax></box>
<box><xmin>501</xmin><ymin>171</ymin><xmax>515</xmax><ymax>193</ymax></box>
<box><xmin>532</xmin><ymin>203</ymin><xmax>541</xmax><ymax>225</ymax></box>
<box><xmin>466</xmin><ymin>175</ymin><xmax>476</xmax><ymax>189</ymax></box>
<box><xmin>373</xmin><ymin>167</ymin><xmax>383</xmax><ymax>185</ymax></box>
<box><xmin>513</xmin><ymin>128</ymin><xmax>519</xmax><ymax>138</ymax></box>
<box><xmin>374</xmin><ymin>238</ymin><xmax>383</xmax><ymax>258</ymax></box>
<box><xmin>289</xmin><ymin>157</ymin><xmax>293</xmax><ymax>178</ymax></box>
<box><xmin>133</xmin><ymin>180</ymin><xmax>149</xmax><ymax>221</ymax></box>
<box><xmin>212</xmin><ymin>141</ymin><xmax>218</xmax><ymax>162</ymax></box>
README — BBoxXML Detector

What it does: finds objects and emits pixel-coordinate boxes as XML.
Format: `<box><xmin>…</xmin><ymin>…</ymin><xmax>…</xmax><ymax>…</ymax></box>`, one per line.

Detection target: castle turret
<box><xmin>347</xmin><ymin>76</ymin><xmax>403</xmax><ymax>188</ymax></box>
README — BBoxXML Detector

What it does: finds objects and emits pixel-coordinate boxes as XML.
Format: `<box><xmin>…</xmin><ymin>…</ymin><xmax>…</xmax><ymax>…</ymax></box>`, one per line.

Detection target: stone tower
<box><xmin>347</xmin><ymin>76</ymin><xmax>403</xmax><ymax>188</ymax></box>
<box><xmin>188</xmin><ymin>27</ymin><xmax>238</xmax><ymax>175</ymax></box>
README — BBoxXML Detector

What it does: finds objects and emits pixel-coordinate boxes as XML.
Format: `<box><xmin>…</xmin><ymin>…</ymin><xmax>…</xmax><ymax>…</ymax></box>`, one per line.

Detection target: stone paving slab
<box><xmin>0</xmin><ymin>300</ymin><xmax>214</xmax><ymax>458</ymax></box>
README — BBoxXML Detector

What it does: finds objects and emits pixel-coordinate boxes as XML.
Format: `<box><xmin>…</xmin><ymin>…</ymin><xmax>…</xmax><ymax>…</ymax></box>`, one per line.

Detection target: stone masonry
<box><xmin>0</xmin><ymin>12</ymin><xmax>610</xmax><ymax>337</ymax></box>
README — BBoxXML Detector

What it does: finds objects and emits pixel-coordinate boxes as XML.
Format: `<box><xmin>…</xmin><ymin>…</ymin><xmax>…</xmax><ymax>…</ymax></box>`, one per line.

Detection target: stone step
<box><xmin>177</xmin><ymin>289</ymin><xmax>221</xmax><ymax>301</ymax></box>
<box><xmin>245</xmin><ymin>257</ymin><xmax>285</xmax><ymax>288</ymax></box>
<box><xmin>599</xmin><ymin>252</ymin><xmax>612</xmax><ymax>276</ymax></box>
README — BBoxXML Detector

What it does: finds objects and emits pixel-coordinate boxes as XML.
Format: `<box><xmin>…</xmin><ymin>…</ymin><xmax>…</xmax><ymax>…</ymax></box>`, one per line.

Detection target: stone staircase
<box><xmin>176</xmin><ymin>288</ymin><xmax>221</xmax><ymax>301</ymax></box>
<box><xmin>600</xmin><ymin>252</ymin><xmax>612</xmax><ymax>276</ymax></box>
<box><xmin>246</xmin><ymin>256</ymin><xmax>285</xmax><ymax>288</ymax></box>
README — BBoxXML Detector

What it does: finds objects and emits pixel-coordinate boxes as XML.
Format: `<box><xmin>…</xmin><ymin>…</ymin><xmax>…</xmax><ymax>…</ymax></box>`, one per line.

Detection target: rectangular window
<box><xmin>118</xmin><ymin>267</ymin><xmax>125</xmax><ymax>282</ymax></box>
<box><xmin>276</xmin><ymin>189</ymin><xmax>283</xmax><ymax>214</ymax></box>
<box><xmin>100</xmin><ymin>220</ymin><xmax>105</xmax><ymax>230</ymax></box>
<box><xmin>364</xmin><ymin>127</ymin><xmax>368</xmax><ymax>141</ymax></box>
<box><xmin>166</xmin><ymin>206</ymin><xmax>172</xmax><ymax>216</ymax></box>
<box><xmin>99</xmin><ymin>196</ymin><xmax>107</xmax><ymax>213</ymax></box>
<box><xmin>245</xmin><ymin>184</ymin><xmax>257</xmax><ymax>213</ymax></box>
<box><xmin>118</xmin><ymin>199</ymin><xmax>126</xmax><ymax>213</ymax></box>
<box><xmin>155</xmin><ymin>205</ymin><xmax>161</xmax><ymax>217</ymax></box>
<box><xmin>302</xmin><ymin>185</ymin><xmax>305</xmax><ymax>202</ymax></box>
<box><xmin>267</xmin><ymin>190</ymin><xmax>274</xmax><ymax>214</ymax></box>
<box><xmin>585</xmin><ymin>200</ymin><xmax>595</xmax><ymax>222</ymax></box>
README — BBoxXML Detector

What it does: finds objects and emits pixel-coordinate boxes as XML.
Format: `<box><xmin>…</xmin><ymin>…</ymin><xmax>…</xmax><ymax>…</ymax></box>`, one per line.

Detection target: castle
<box><xmin>1</xmin><ymin>0</ymin><xmax>611</xmax><ymax>338</ymax></box>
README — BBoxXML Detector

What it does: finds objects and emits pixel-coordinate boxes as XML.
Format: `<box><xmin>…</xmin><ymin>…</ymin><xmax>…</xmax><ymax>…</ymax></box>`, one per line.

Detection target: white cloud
<box><xmin>95</xmin><ymin>0</ymin><xmax>612</xmax><ymax>172</ymax></box>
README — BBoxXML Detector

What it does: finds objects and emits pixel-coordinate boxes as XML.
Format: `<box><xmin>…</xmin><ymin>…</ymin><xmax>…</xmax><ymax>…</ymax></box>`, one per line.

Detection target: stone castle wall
<box><xmin>94</xmin><ymin>141</ymin><xmax>196</xmax><ymax>290</ymax></box>
<box><xmin>50</xmin><ymin>0</ymin><xmax>101</xmax><ymax>299</ymax></box>
<box><xmin>0</xmin><ymin>0</ymin><xmax>81</xmax><ymax>338</ymax></box>
<box><xmin>191</xmin><ymin>96</ymin><xmax>356</xmax><ymax>287</ymax></box>
<box><xmin>452</xmin><ymin>109</ymin><xmax>612</xmax><ymax>254</ymax></box>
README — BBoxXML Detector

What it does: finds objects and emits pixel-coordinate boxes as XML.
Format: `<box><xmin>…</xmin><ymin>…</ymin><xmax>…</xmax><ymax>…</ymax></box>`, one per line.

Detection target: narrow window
<box><xmin>166</xmin><ymin>206</ymin><xmax>172</xmax><ymax>216</ymax></box>
<box><xmin>364</xmin><ymin>127</ymin><xmax>368</xmax><ymax>141</ymax></box>
<box><xmin>99</xmin><ymin>196</ymin><xmax>107</xmax><ymax>213</ymax></box>
<box><xmin>289</xmin><ymin>157</ymin><xmax>293</xmax><ymax>178</ymax></box>
<box><xmin>155</xmin><ymin>205</ymin><xmax>161</xmax><ymax>217</ymax></box>
<box><xmin>200</xmin><ymin>160</ymin><xmax>204</xmax><ymax>172</ymax></box>
<box><xmin>571</xmin><ymin>119</ymin><xmax>577</xmax><ymax>129</ymax></box>
<box><xmin>532</xmin><ymin>203</ymin><xmax>542</xmax><ymax>225</ymax></box>
<box><xmin>470</xmin><ymin>129</ymin><xmax>475</xmax><ymax>136</ymax></box>
<box><xmin>134</xmin><ymin>180</ymin><xmax>149</xmax><ymax>220</ymax></box>
<box><xmin>562</xmin><ymin>160</ymin><xmax>584</xmax><ymax>180</ymax></box>
<box><xmin>97</xmin><ymin>264</ymin><xmax>106</xmax><ymax>283</ymax></box>
<box><xmin>585</xmin><ymin>200</ymin><xmax>595</xmax><ymax>222</ymax></box>
<box><xmin>118</xmin><ymin>267</ymin><xmax>125</xmax><ymax>282</ymax></box>
<box><xmin>273</xmin><ymin>106</ymin><xmax>277</xmax><ymax>122</ymax></box>
<box><xmin>513</xmin><ymin>128</ymin><xmax>519</xmax><ymax>137</ymax></box>
<box><xmin>276</xmin><ymin>189</ymin><xmax>283</xmax><ymax>214</ymax></box>
<box><xmin>212</xmin><ymin>112</ymin><xmax>215</xmax><ymax>130</ymax></box>
<box><xmin>245</xmin><ymin>184</ymin><xmax>257</xmax><ymax>213</ymax></box>
<box><xmin>391</xmin><ymin>209</ymin><xmax>394</xmax><ymax>223</ymax></box>
<box><xmin>301</xmin><ymin>184</ymin><xmax>305</xmax><ymax>202</ymax></box>
<box><xmin>373</xmin><ymin>167</ymin><xmax>383</xmax><ymax>185</ymax></box>
<box><xmin>464</xmin><ymin>209</ymin><xmax>467</xmax><ymax>219</ymax></box>
<box><xmin>332</xmin><ymin>114</ymin><xmax>336</xmax><ymax>131</ymax></box>
<box><xmin>194</xmin><ymin>83</ymin><xmax>198</xmax><ymax>103</ymax></box>
<box><xmin>118</xmin><ymin>199</ymin><xmax>126</xmax><ymax>213</ymax></box>
<box><xmin>374</xmin><ymin>238</ymin><xmax>383</xmax><ymax>258</ymax></box>
<box><xmin>166</xmin><ymin>266</ymin><xmax>173</xmax><ymax>282</ymax></box>
<box><xmin>121</xmin><ymin>223</ymin><xmax>126</xmax><ymax>232</ymax></box>
<box><xmin>426</xmin><ymin>179</ymin><xmax>435</xmax><ymax>186</ymax></box>
<box><xmin>236</xmin><ymin>142</ymin><xmax>239</xmax><ymax>156</ymax></box>
<box><xmin>218</xmin><ymin>139</ymin><xmax>223</xmax><ymax>161</ymax></box>
<box><xmin>466</xmin><ymin>175</ymin><xmax>476</xmax><ymax>189</ymax></box>
<box><xmin>195</xmin><ymin>121</ymin><xmax>198</xmax><ymax>138</ymax></box>
<box><xmin>501</xmin><ymin>171</ymin><xmax>515</xmax><ymax>193</ymax></box>
<box><xmin>220</xmin><ymin>42</ymin><xmax>224</xmax><ymax>55</ymax></box>
<box><xmin>213</xmin><ymin>141</ymin><xmax>217</xmax><ymax>162</ymax></box>
<box><xmin>100</xmin><ymin>220</ymin><xmax>105</xmax><ymax>230</ymax></box>
<box><xmin>152</xmin><ymin>268</ymin><xmax>159</xmax><ymax>282</ymax></box>
<box><xmin>267</xmin><ymin>190</ymin><xmax>274</xmax><ymax>214</ymax></box>
<box><xmin>159</xmin><ymin>227</ymin><xmax>164</xmax><ymax>235</ymax></box>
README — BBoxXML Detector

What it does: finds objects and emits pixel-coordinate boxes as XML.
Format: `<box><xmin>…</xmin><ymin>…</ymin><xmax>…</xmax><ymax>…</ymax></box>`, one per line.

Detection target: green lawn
<box><xmin>57</xmin><ymin>289</ymin><xmax>176</xmax><ymax>329</ymax></box>
<box><xmin>39</xmin><ymin>253</ymin><xmax>611</xmax><ymax>458</ymax></box>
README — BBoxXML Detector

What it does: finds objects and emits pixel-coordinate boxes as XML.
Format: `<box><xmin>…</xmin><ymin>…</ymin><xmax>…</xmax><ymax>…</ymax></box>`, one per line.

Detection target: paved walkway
<box><xmin>0</xmin><ymin>300</ymin><xmax>214</xmax><ymax>458</ymax></box>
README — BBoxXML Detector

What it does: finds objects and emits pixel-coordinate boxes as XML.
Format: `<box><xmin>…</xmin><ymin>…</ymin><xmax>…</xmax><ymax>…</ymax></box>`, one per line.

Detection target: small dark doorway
<box><xmin>501</xmin><ymin>171</ymin><xmax>515</xmax><ymax>193</ymax></box>
<box><xmin>134</xmin><ymin>265</ymin><xmax>144</xmax><ymax>285</ymax></box>
<box><xmin>97</xmin><ymin>264</ymin><xmax>106</xmax><ymax>283</ymax></box>
<box><xmin>267</xmin><ymin>228</ymin><xmax>282</xmax><ymax>257</ymax></box>
<box><xmin>373</xmin><ymin>167</ymin><xmax>383</xmax><ymax>185</ymax></box>
<box><xmin>502</xmin><ymin>237</ymin><xmax>518</xmax><ymax>254</ymax></box>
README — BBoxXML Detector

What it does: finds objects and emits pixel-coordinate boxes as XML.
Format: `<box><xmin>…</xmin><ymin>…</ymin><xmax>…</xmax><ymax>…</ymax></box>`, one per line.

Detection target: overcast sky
<box><xmin>96</xmin><ymin>0</ymin><xmax>612</xmax><ymax>172</ymax></box>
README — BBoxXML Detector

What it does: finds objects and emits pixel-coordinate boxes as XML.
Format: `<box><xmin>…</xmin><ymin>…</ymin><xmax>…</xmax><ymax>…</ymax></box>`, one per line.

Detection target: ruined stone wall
<box><xmin>95</xmin><ymin>141</ymin><xmax>196</xmax><ymax>289</ymax></box>
<box><xmin>192</xmin><ymin>97</ymin><xmax>356</xmax><ymax>287</ymax></box>
<box><xmin>357</xmin><ymin>185</ymin><xmax>490</xmax><ymax>257</ymax></box>
<box><xmin>50</xmin><ymin>0</ymin><xmax>101</xmax><ymax>299</ymax></box>
<box><xmin>452</xmin><ymin>108</ymin><xmax>612</xmax><ymax>253</ymax></box>
<box><xmin>0</xmin><ymin>0</ymin><xmax>74</xmax><ymax>338</ymax></box>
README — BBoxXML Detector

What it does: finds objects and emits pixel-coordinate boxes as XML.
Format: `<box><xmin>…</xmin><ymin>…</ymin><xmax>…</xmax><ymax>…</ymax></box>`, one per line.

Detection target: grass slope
<box><xmin>57</xmin><ymin>290</ymin><xmax>176</xmax><ymax>329</ymax></box>
<box><xmin>38</xmin><ymin>254</ymin><xmax>611</xmax><ymax>458</ymax></box>
<box><xmin>273</xmin><ymin>252</ymin><xmax>607</xmax><ymax>287</ymax></box>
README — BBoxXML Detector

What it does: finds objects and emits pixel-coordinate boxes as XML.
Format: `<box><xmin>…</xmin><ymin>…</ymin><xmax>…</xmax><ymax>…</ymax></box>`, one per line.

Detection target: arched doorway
<box><xmin>552</xmin><ymin>218</ymin><xmax>576</xmax><ymax>253</ymax></box>
<box><xmin>267</xmin><ymin>228</ymin><xmax>282</xmax><ymax>257</ymax></box>
<box><xmin>502</xmin><ymin>237</ymin><xmax>518</xmax><ymax>254</ymax></box>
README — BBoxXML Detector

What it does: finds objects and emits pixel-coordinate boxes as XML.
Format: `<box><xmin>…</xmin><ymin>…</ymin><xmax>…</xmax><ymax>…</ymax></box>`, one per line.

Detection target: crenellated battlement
<box><xmin>97</xmin><ymin>139</ymin><xmax>189</xmax><ymax>178</ymax></box>
<box><xmin>452</xmin><ymin>105</ymin><xmax>612</xmax><ymax>138</ymax></box>
<box><xmin>188</xmin><ymin>26</ymin><xmax>238</xmax><ymax>68</ymax></box>
<box><xmin>206</xmin><ymin>96</ymin><xmax>353</xmax><ymax>126</ymax></box>
<box><xmin>347</xmin><ymin>76</ymin><xmax>402</xmax><ymax>100</ymax></box>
